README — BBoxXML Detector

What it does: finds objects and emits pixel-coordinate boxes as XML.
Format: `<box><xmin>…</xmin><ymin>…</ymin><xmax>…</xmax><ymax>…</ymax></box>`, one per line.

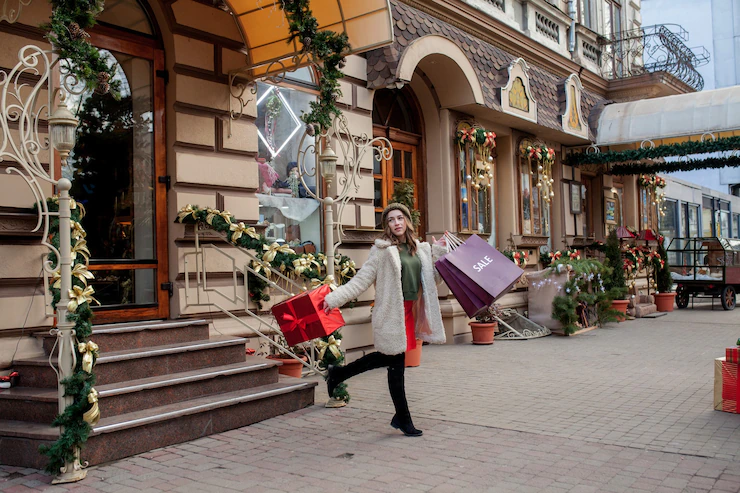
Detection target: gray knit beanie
<box><xmin>381</xmin><ymin>202</ymin><xmax>413</xmax><ymax>225</ymax></box>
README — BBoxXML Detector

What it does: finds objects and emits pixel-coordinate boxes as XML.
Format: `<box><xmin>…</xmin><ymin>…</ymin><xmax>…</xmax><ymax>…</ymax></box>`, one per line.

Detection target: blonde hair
<box><xmin>382</xmin><ymin>209</ymin><xmax>418</xmax><ymax>256</ymax></box>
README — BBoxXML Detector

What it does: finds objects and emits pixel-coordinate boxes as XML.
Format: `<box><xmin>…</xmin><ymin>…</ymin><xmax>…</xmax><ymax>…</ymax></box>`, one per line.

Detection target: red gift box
<box><xmin>727</xmin><ymin>347</ymin><xmax>740</xmax><ymax>364</ymax></box>
<box><xmin>721</xmin><ymin>359</ymin><xmax>739</xmax><ymax>413</ymax></box>
<box><xmin>271</xmin><ymin>285</ymin><xmax>345</xmax><ymax>346</ymax></box>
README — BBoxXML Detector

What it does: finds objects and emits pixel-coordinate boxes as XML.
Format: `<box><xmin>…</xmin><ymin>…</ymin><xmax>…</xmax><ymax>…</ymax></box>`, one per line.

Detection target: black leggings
<box><xmin>332</xmin><ymin>351</ymin><xmax>411</xmax><ymax>421</ymax></box>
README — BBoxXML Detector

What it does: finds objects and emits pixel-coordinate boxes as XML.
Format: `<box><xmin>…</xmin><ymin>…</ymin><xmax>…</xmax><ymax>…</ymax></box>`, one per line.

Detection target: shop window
<box><xmin>456</xmin><ymin>125</ymin><xmax>495</xmax><ymax>234</ymax></box>
<box><xmin>255</xmin><ymin>79</ymin><xmax>322</xmax><ymax>248</ymax></box>
<box><xmin>659</xmin><ymin>199</ymin><xmax>678</xmax><ymax>244</ymax></box>
<box><xmin>688</xmin><ymin>203</ymin><xmax>699</xmax><ymax>237</ymax></box>
<box><xmin>733</xmin><ymin>213</ymin><xmax>740</xmax><ymax>238</ymax></box>
<box><xmin>720</xmin><ymin>200</ymin><xmax>730</xmax><ymax>237</ymax></box>
<box><xmin>374</xmin><ymin>141</ymin><xmax>419</xmax><ymax>229</ymax></box>
<box><xmin>518</xmin><ymin>150</ymin><xmax>550</xmax><ymax>237</ymax></box>
<box><xmin>702</xmin><ymin>196</ymin><xmax>714</xmax><ymax>236</ymax></box>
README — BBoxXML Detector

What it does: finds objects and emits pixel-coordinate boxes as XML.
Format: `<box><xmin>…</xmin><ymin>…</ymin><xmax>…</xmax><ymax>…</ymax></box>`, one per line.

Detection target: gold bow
<box><xmin>50</xmin><ymin>196</ymin><xmax>86</xmax><ymax>218</ymax></box>
<box><xmin>316</xmin><ymin>253</ymin><xmax>328</xmax><ymax>270</ymax></box>
<box><xmin>77</xmin><ymin>341</ymin><xmax>99</xmax><ymax>373</ymax></box>
<box><xmin>71</xmin><ymin>239</ymin><xmax>91</xmax><ymax>263</ymax></box>
<box><xmin>206</xmin><ymin>208</ymin><xmax>233</xmax><ymax>226</ymax></box>
<box><xmin>82</xmin><ymin>387</ymin><xmax>100</xmax><ymax>425</ymax></box>
<box><xmin>176</xmin><ymin>204</ymin><xmax>198</xmax><ymax>223</ymax></box>
<box><xmin>252</xmin><ymin>260</ymin><xmax>271</xmax><ymax>278</ymax></box>
<box><xmin>310</xmin><ymin>275</ymin><xmax>337</xmax><ymax>291</ymax></box>
<box><xmin>230</xmin><ymin>222</ymin><xmax>258</xmax><ymax>243</ymax></box>
<box><xmin>316</xmin><ymin>335</ymin><xmax>341</xmax><ymax>360</ymax></box>
<box><xmin>70</xmin><ymin>221</ymin><xmax>86</xmax><ymax>240</ymax></box>
<box><xmin>340</xmin><ymin>260</ymin><xmax>356</xmax><ymax>278</ymax></box>
<box><xmin>262</xmin><ymin>242</ymin><xmax>295</xmax><ymax>263</ymax></box>
<box><xmin>52</xmin><ymin>263</ymin><xmax>95</xmax><ymax>289</ymax></box>
<box><xmin>292</xmin><ymin>257</ymin><xmax>311</xmax><ymax>276</ymax></box>
<box><xmin>68</xmin><ymin>285</ymin><xmax>100</xmax><ymax>312</ymax></box>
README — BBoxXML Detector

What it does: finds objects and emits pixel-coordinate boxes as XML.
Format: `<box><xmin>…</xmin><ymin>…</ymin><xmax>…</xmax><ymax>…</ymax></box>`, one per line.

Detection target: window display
<box><xmin>518</xmin><ymin>148</ymin><xmax>551</xmax><ymax>237</ymax></box>
<box><xmin>255</xmin><ymin>77</ymin><xmax>321</xmax><ymax>248</ymax></box>
<box><xmin>455</xmin><ymin>123</ymin><xmax>495</xmax><ymax>235</ymax></box>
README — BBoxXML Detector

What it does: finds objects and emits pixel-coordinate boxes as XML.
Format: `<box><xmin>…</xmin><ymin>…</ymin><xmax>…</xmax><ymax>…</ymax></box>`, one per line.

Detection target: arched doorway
<box><xmin>372</xmin><ymin>87</ymin><xmax>425</xmax><ymax>236</ymax></box>
<box><xmin>66</xmin><ymin>0</ymin><xmax>169</xmax><ymax>323</ymax></box>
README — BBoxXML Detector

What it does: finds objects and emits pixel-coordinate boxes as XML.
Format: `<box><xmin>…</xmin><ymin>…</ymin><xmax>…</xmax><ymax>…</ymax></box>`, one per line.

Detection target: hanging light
<box><xmin>319</xmin><ymin>137</ymin><xmax>338</xmax><ymax>187</ymax></box>
<box><xmin>48</xmin><ymin>101</ymin><xmax>79</xmax><ymax>162</ymax></box>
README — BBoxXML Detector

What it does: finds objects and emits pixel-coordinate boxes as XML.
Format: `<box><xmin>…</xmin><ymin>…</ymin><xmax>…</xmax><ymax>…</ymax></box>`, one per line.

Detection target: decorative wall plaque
<box><xmin>500</xmin><ymin>58</ymin><xmax>537</xmax><ymax>123</ymax></box>
<box><xmin>561</xmin><ymin>74</ymin><xmax>589</xmax><ymax>139</ymax></box>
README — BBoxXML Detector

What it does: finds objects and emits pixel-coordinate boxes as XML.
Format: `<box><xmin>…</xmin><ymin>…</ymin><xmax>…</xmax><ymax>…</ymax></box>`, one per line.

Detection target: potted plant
<box><xmin>603</xmin><ymin>228</ymin><xmax>629</xmax><ymax>319</ymax></box>
<box><xmin>469</xmin><ymin>304</ymin><xmax>503</xmax><ymax>344</ymax></box>
<box><xmin>653</xmin><ymin>234</ymin><xmax>676</xmax><ymax>312</ymax></box>
<box><xmin>265</xmin><ymin>335</ymin><xmax>309</xmax><ymax>378</ymax></box>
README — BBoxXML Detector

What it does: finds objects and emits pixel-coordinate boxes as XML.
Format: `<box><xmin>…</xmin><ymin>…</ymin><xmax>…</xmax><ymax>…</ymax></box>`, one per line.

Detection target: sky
<box><xmin>640</xmin><ymin>0</ymin><xmax>728</xmax><ymax>194</ymax></box>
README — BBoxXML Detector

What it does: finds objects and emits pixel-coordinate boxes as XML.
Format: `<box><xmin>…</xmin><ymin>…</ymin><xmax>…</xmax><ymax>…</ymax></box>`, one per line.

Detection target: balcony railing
<box><xmin>599</xmin><ymin>24</ymin><xmax>710</xmax><ymax>91</ymax></box>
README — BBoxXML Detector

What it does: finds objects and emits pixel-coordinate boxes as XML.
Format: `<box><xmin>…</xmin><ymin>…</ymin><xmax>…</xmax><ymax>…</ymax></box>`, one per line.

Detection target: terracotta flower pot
<box><xmin>267</xmin><ymin>355</ymin><xmax>307</xmax><ymax>378</ymax></box>
<box><xmin>405</xmin><ymin>338</ymin><xmax>423</xmax><ymax>367</ymax></box>
<box><xmin>611</xmin><ymin>299</ymin><xmax>630</xmax><ymax>322</ymax></box>
<box><xmin>469</xmin><ymin>321</ymin><xmax>497</xmax><ymax>345</ymax></box>
<box><xmin>654</xmin><ymin>292</ymin><xmax>677</xmax><ymax>312</ymax></box>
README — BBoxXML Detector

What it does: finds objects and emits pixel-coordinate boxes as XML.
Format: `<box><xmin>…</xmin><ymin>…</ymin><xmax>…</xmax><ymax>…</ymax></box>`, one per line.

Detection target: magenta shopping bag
<box><xmin>436</xmin><ymin>234</ymin><xmax>524</xmax><ymax>318</ymax></box>
<box><xmin>435</xmin><ymin>258</ymin><xmax>493</xmax><ymax>317</ymax></box>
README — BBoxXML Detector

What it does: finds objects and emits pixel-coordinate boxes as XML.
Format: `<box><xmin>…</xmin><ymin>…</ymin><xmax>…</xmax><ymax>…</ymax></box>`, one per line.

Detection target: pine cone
<box><xmin>68</xmin><ymin>22</ymin><xmax>89</xmax><ymax>40</ymax></box>
<box><xmin>97</xmin><ymin>72</ymin><xmax>111</xmax><ymax>83</ymax></box>
<box><xmin>95</xmin><ymin>82</ymin><xmax>110</xmax><ymax>95</ymax></box>
<box><xmin>302</xmin><ymin>36</ymin><xmax>312</xmax><ymax>49</ymax></box>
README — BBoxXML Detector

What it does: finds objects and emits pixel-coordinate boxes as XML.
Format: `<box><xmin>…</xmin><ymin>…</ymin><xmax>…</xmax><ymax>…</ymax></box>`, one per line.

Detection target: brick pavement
<box><xmin>3</xmin><ymin>301</ymin><xmax>740</xmax><ymax>492</ymax></box>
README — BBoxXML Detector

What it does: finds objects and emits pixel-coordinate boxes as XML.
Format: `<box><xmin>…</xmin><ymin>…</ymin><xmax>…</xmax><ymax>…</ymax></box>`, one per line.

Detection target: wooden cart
<box><xmin>666</xmin><ymin>237</ymin><xmax>740</xmax><ymax>310</ymax></box>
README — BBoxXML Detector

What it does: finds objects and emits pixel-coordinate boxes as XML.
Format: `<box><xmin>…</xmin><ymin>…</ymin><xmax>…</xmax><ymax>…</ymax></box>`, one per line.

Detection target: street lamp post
<box><xmin>296</xmin><ymin>116</ymin><xmax>392</xmax><ymax>283</ymax></box>
<box><xmin>48</xmin><ymin>100</ymin><xmax>86</xmax><ymax>484</ymax></box>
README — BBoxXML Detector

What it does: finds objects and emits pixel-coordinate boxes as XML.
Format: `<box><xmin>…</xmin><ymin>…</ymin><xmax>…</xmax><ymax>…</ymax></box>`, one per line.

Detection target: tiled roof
<box><xmin>366</xmin><ymin>0</ymin><xmax>605</xmax><ymax>141</ymax></box>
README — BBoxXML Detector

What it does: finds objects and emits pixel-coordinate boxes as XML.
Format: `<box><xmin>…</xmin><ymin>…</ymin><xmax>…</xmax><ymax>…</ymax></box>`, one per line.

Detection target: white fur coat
<box><xmin>324</xmin><ymin>238</ymin><xmax>447</xmax><ymax>355</ymax></box>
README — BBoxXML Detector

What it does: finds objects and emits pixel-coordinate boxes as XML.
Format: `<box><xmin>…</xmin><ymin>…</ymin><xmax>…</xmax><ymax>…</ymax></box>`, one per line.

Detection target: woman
<box><xmin>320</xmin><ymin>203</ymin><xmax>447</xmax><ymax>437</ymax></box>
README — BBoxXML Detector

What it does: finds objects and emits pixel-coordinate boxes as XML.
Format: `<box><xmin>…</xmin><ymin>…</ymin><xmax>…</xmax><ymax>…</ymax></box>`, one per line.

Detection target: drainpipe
<box><xmin>568</xmin><ymin>0</ymin><xmax>577</xmax><ymax>56</ymax></box>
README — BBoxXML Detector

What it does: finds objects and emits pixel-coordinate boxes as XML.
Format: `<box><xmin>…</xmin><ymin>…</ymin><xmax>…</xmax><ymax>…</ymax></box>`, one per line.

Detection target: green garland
<box><xmin>37</xmin><ymin>197</ymin><xmax>100</xmax><ymax>474</ymax></box>
<box><xmin>567</xmin><ymin>136</ymin><xmax>740</xmax><ymax>175</ymax></box>
<box><xmin>175</xmin><ymin>204</ymin><xmax>355</xmax><ymax>402</ymax></box>
<box><xmin>602</xmin><ymin>229</ymin><xmax>627</xmax><ymax>300</ymax></box>
<box><xmin>279</xmin><ymin>0</ymin><xmax>350</xmax><ymax>132</ymax></box>
<box><xmin>548</xmin><ymin>258</ymin><xmax>620</xmax><ymax>334</ymax></box>
<box><xmin>44</xmin><ymin>0</ymin><xmax>121</xmax><ymax>98</ymax></box>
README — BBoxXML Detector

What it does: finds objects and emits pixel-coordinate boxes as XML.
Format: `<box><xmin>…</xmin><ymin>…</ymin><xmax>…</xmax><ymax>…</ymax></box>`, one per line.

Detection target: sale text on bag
<box><xmin>473</xmin><ymin>256</ymin><xmax>494</xmax><ymax>273</ymax></box>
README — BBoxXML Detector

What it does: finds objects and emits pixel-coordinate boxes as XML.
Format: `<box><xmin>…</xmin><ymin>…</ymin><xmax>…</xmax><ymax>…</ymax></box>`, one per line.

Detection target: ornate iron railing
<box><xmin>599</xmin><ymin>24</ymin><xmax>710</xmax><ymax>91</ymax></box>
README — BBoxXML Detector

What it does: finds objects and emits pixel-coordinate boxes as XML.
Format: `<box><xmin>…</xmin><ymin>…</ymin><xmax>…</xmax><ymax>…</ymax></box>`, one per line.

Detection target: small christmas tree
<box><xmin>603</xmin><ymin>228</ymin><xmax>627</xmax><ymax>300</ymax></box>
<box><xmin>655</xmin><ymin>235</ymin><xmax>673</xmax><ymax>293</ymax></box>
<box><xmin>391</xmin><ymin>180</ymin><xmax>421</xmax><ymax>228</ymax></box>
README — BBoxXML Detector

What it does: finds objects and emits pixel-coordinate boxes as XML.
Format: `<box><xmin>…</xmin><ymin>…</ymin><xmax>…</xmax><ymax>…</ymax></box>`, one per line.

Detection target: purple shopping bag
<box><xmin>436</xmin><ymin>235</ymin><xmax>524</xmax><ymax>316</ymax></box>
<box><xmin>435</xmin><ymin>258</ymin><xmax>493</xmax><ymax>318</ymax></box>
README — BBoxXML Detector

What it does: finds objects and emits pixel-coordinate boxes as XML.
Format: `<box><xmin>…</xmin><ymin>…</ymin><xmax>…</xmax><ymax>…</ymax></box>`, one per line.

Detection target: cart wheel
<box><xmin>676</xmin><ymin>285</ymin><xmax>689</xmax><ymax>309</ymax></box>
<box><xmin>721</xmin><ymin>285</ymin><xmax>736</xmax><ymax>311</ymax></box>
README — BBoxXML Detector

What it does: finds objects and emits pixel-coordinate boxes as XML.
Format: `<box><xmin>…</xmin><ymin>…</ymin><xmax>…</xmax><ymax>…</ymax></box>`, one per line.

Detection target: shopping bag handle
<box><xmin>443</xmin><ymin>231</ymin><xmax>464</xmax><ymax>252</ymax></box>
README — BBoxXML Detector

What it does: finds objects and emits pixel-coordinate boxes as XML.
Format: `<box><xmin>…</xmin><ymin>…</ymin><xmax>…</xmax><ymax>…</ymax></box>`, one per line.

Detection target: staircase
<box><xmin>0</xmin><ymin>319</ymin><xmax>317</xmax><ymax>469</ymax></box>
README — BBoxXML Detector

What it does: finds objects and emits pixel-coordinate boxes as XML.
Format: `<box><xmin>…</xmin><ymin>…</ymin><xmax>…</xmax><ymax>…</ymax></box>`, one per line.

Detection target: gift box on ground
<box><xmin>271</xmin><ymin>284</ymin><xmax>345</xmax><ymax>346</ymax></box>
<box><xmin>719</xmin><ymin>357</ymin><xmax>740</xmax><ymax>413</ymax></box>
<box><xmin>727</xmin><ymin>347</ymin><xmax>740</xmax><ymax>364</ymax></box>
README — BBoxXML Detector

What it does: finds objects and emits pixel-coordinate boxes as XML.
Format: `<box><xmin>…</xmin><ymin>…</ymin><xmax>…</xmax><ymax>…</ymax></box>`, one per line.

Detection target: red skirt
<box><xmin>404</xmin><ymin>300</ymin><xmax>416</xmax><ymax>351</ymax></box>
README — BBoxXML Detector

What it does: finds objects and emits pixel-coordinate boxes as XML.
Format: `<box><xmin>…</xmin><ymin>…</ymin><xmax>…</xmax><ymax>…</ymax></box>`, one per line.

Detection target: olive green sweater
<box><xmin>399</xmin><ymin>243</ymin><xmax>421</xmax><ymax>301</ymax></box>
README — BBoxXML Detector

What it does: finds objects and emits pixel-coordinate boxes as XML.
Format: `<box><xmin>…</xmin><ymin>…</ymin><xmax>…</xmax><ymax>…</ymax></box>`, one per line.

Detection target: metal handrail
<box><xmin>182</xmin><ymin>223</ymin><xmax>323</xmax><ymax>376</ymax></box>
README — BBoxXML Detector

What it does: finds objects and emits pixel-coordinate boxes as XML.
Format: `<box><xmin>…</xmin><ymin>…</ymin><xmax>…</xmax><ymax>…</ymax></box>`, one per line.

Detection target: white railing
<box><xmin>182</xmin><ymin>223</ymin><xmax>324</xmax><ymax>376</ymax></box>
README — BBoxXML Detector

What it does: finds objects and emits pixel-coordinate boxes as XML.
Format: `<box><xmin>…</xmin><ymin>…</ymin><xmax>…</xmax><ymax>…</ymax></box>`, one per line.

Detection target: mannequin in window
<box><xmin>273</xmin><ymin>162</ymin><xmax>315</xmax><ymax>198</ymax></box>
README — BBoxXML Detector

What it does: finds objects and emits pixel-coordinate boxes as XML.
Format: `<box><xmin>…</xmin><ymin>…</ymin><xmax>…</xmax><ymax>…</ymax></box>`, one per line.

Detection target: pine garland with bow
<box><xmin>279</xmin><ymin>0</ymin><xmax>350</xmax><ymax>133</ymax></box>
<box><xmin>37</xmin><ymin>197</ymin><xmax>101</xmax><ymax>474</ymax></box>
<box><xmin>176</xmin><ymin>204</ymin><xmax>356</xmax><ymax>402</ymax></box>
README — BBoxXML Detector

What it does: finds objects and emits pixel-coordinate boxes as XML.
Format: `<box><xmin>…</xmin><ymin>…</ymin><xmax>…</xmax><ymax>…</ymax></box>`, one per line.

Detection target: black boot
<box><xmin>387</xmin><ymin>360</ymin><xmax>422</xmax><ymax>437</ymax></box>
<box><xmin>325</xmin><ymin>352</ymin><xmax>394</xmax><ymax>398</ymax></box>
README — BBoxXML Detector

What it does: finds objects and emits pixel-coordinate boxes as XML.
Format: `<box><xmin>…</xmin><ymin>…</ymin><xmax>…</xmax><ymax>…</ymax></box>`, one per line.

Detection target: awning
<box><xmin>225</xmin><ymin>0</ymin><xmax>394</xmax><ymax>78</ymax></box>
<box><xmin>596</xmin><ymin>86</ymin><xmax>740</xmax><ymax>148</ymax></box>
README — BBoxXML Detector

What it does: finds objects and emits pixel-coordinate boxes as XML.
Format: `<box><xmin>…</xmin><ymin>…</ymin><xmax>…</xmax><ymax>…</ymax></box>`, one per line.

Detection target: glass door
<box><xmin>65</xmin><ymin>34</ymin><xmax>168</xmax><ymax>323</ymax></box>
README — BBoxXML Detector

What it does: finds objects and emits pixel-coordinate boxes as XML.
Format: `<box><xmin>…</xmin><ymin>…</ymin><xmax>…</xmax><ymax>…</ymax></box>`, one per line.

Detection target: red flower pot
<box><xmin>469</xmin><ymin>321</ymin><xmax>497</xmax><ymax>345</ymax></box>
<box><xmin>611</xmin><ymin>299</ymin><xmax>630</xmax><ymax>322</ymax></box>
<box><xmin>654</xmin><ymin>292</ymin><xmax>677</xmax><ymax>312</ymax></box>
<box><xmin>267</xmin><ymin>355</ymin><xmax>307</xmax><ymax>378</ymax></box>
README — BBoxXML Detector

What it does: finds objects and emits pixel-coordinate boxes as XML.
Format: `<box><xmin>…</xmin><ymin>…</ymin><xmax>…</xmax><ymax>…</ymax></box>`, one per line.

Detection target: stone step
<box><xmin>12</xmin><ymin>336</ymin><xmax>249</xmax><ymax>388</ymax></box>
<box><xmin>35</xmin><ymin>319</ymin><xmax>210</xmax><ymax>356</ymax></box>
<box><xmin>0</xmin><ymin>378</ymin><xmax>317</xmax><ymax>469</ymax></box>
<box><xmin>0</xmin><ymin>360</ymin><xmax>281</xmax><ymax>423</ymax></box>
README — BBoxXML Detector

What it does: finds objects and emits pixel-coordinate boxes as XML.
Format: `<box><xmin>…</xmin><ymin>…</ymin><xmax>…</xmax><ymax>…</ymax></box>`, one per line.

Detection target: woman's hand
<box><xmin>432</xmin><ymin>233</ymin><xmax>447</xmax><ymax>247</ymax></box>
<box><xmin>319</xmin><ymin>299</ymin><xmax>331</xmax><ymax>314</ymax></box>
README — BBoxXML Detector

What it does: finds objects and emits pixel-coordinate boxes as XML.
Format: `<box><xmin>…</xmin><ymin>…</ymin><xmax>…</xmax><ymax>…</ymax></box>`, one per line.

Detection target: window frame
<box><xmin>456</xmin><ymin>137</ymin><xmax>495</xmax><ymax>235</ymax></box>
<box><xmin>517</xmin><ymin>150</ymin><xmax>551</xmax><ymax>237</ymax></box>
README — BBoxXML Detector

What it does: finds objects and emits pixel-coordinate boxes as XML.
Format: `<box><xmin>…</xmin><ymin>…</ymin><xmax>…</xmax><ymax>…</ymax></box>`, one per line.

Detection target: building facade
<box><xmin>0</xmin><ymin>0</ymin><xmax>703</xmax><ymax>366</ymax></box>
